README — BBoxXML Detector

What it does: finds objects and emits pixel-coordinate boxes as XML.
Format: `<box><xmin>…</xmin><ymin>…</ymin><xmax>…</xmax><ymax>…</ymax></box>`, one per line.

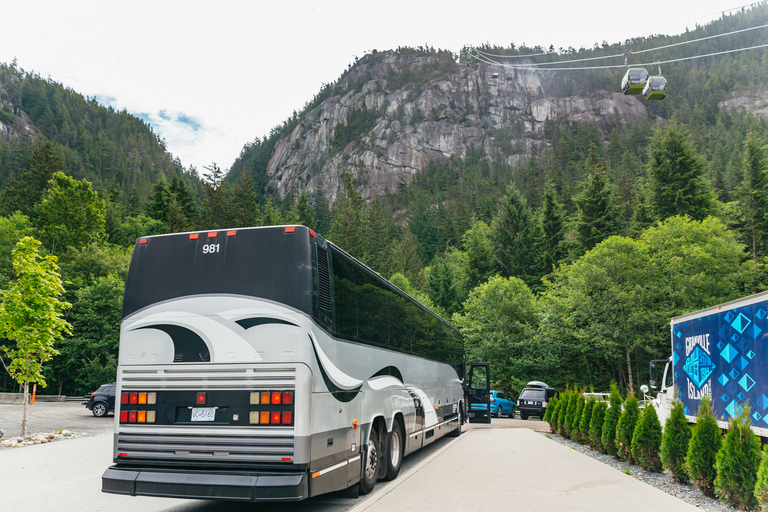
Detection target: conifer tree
<box><xmin>292</xmin><ymin>191</ymin><xmax>316</xmax><ymax>229</ymax></box>
<box><xmin>601</xmin><ymin>385</ymin><xmax>623</xmax><ymax>456</ymax></box>
<box><xmin>563</xmin><ymin>390</ymin><xmax>579</xmax><ymax>439</ymax></box>
<box><xmin>715</xmin><ymin>407</ymin><xmax>761</xmax><ymax>510</ymax></box>
<box><xmin>571</xmin><ymin>393</ymin><xmax>586</xmax><ymax>443</ymax></box>
<box><xmin>646</xmin><ymin>122</ymin><xmax>714</xmax><ymax>221</ymax></box>
<box><xmin>226</xmin><ymin>173</ymin><xmax>261</xmax><ymax>228</ymax></box>
<box><xmin>589</xmin><ymin>400</ymin><xmax>607</xmax><ymax>451</ymax></box>
<box><xmin>739</xmin><ymin>134</ymin><xmax>768</xmax><ymax>260</ymax></box>
<box><xmin>557</xmin><ymin>389</ymin><xmax>572</xmax><ymax>436</ymax></box>
<box><xmin>489</xmin><ymin>183</ymin><xmax>535</xmax><ymax>285</ymax></box>
<box><xmin>201</xmin><ymin>163</ymin><xmax>228</xmax><ymax>229</ymax></box>
<box><xmin>630</xmin><ymin>404</ymin><xmax>663</xmax><ymax>472</ymax></box>
<box><xmin>615</xmin><ymin>395</ymin><xmax>640</xmax><ymax>462</ymax></box>
<box><xmin>574</xmin><ymin>165</ymin><xmax>616</xmax><ymax>252</ymax></box>
<box><xmin>753</xmin><ymin>445</ymin><xmax>768</xmax><ymax>509</ymax></box>
<box><xmin>686</xmin><ymin>394</ymin><xmax>722</xmax><ymax>498</ymax></box>
<box><xmin>578</xmin><ymin>397</ymin><xmax>596</xmax><ymax>445</ymax></box>
<box><xmin>661</xmin><ymin>398</ymin><xmax>692</xmax><ymax>483</ymax></box>
<box><xmin>330</xmin><ymin>174</ymin><xmax>367</xmax><ymax>258</ymax></box>
<box><xmin>533</xmin><ymin>180</ymin><xmax>565</xmax><ymax>275</ymax></box>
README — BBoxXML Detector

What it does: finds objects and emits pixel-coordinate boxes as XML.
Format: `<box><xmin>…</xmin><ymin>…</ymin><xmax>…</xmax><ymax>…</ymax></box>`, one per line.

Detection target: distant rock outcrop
<box><xmin>264</xmin><ymin>50</ymin><xmax>649</xmax><ymax>203</ymax></box>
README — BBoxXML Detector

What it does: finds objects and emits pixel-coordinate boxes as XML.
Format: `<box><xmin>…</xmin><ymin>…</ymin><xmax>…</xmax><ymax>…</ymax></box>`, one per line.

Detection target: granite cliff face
<box><xmin>264</xmin><ymin>50</ymin><xmax>649</xmax><ymax>203</ymax></box>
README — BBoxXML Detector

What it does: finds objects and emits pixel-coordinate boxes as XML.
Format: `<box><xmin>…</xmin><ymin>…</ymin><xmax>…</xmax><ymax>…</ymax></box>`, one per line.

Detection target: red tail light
<box><xmin>271</xmin><ymin>392</ymin><xmax>281</xmax><ymax>405</ymax></box>
<box><xmin>128</xmin><ymin>411</ymin><xmax>137</xmax><ymax>423</ymax></box>
<box><xmin>271</xmin><ymin>412</ymin><xmax>281</xmax><ymax>424</ymax></box>
<box><xmin>129</xmin><ymin>393</ymin><xmax>138</xmax><ymax>404</ymax></box>
<box><xmin>196</xmin><ymin>392</ymin><xmax>206</xmax><ymax>405</ymax></box>
<box><xmin>282</xmin><ymin>412</ymin><xmax>293</xmax><ymax>424</ymax></box>
<box><xmin>282</xmin><ymin>391</ymin><xmax>293</xmax><ymax>405</ymax></box>
<box><xmin>120</xmin><ymin>410</ymin><xmax>128</xmax><ymax>423</ymax></box>
<box><xmin>121</xmin><ymin>393</ymin><xmax>129</xmax><ymax>404</ymax></box>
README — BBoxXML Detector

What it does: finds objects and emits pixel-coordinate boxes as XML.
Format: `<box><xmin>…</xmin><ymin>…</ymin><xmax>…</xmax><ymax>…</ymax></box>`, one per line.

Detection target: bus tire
<box><xmin>359</xmin><ymin>429</ymin><xmax>380</xmax><ymax>495</ymax></box>
<box><xmin>384</xmin><ymin>421</ymin><xmax>404</xmax><ymax>481</ymax></box>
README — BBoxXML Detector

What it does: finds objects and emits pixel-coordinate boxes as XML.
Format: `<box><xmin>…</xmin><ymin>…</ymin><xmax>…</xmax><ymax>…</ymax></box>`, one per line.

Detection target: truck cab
<box><xmin>649</xmin><ymin>357</ymin><xmax>674</xmax><ymax>426</ymax></box>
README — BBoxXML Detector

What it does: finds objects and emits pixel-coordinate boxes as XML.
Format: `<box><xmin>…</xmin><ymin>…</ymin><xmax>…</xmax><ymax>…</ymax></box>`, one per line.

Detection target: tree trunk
<box><xmin>625</xmin><ymin>346</ymin><xmax>634</xmax><ymax>396</ymax></box>
<box><xmin>21</xmin><ymin>379</ymin><xmax>28</xmax><ymax>438</ymax></box>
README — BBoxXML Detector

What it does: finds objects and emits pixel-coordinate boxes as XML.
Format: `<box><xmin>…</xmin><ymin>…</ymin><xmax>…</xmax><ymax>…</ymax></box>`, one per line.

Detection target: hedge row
<box><xmin>544</xmin><ymin>389</ymin><xmax>768</xmax><ymax>510</ymax></box>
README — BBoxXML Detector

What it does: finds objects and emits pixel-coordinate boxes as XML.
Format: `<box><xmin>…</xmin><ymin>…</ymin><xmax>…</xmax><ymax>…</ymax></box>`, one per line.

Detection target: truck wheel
<box><xmin>92</xmin><ymin>402</ymin><xmax>108</xmax><ymax>417</ymax></box>
<box><xmin>383</xmin><ymin>422</ymin><xmax>404</xmax><ymax>481</ymax></box>
<box><xmin>521</xmin><ymin>413</ymin><xmax>528</xmax><ymax>420</ymax></box>
<box><xmin>359</xmin><ymin>429</ymin><xmax>380</xmax><ymax>495</ymax></box>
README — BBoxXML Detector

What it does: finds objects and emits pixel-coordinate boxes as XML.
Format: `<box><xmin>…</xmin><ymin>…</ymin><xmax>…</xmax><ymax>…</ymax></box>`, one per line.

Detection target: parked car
<box><xmin>469</xmin><ymin>389</ymin><xmax>515</xmax><ymax>418</ymax></box>
<box><xmin>517</xmin><ymin>384</ymin><xmax>558</xmax><ymax>420</ymax></box>
<box><xmin>83</xmin><ymin>382</ymin><xmax>116</xmax><ymax>417</ymax></box>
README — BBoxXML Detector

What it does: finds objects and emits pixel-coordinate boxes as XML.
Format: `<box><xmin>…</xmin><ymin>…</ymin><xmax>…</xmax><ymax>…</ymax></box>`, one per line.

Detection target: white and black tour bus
<box><xmin>102</xmin><ymin>225</ymin><xmax>465</xmax><ymax>502</ymax></box>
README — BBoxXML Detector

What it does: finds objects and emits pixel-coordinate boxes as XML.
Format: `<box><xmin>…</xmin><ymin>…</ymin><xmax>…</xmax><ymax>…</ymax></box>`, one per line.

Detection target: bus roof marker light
<box><xmin>352</xmin><ymin>419</ymin><xmax>358</xmax><ymax>429</ymax></box>
<box><xmin>207</xmin><ymin>232</ymin><xmax>217</xmax><ymax>238</ymax></box>
<box><xmin>139</xmin><ymin>238</ymin><xmax>148</xmax><ymax>244</ymax></box>
<box><xmin>285</xmin><ymin>226</ymin><xmax>296</xmax><ymax>233</ymax></box>
<box><xmin>189</xmin><ymin>233</ymin><xmax>199</xmax><ymax>240</ymax></box>
<box><xmin>310</xmin><ymin>230</ymin><xmax>315</xmax><ymax>237</ymax></box>
<box><xmin>227</xmin><ymin>230</ymin><xmax>237</xmax><ymax>237</ymax></box>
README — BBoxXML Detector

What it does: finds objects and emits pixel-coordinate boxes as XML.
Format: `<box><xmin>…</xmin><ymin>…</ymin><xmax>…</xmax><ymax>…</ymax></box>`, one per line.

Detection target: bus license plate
<box><xmin>191</xmin><ymin>408</ymin><xmax>216</xmax><ymax>422</ymax></box>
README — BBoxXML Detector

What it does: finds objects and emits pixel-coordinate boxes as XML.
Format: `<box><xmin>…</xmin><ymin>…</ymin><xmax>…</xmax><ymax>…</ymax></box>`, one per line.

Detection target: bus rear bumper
<box><xmin>102</xmin><ymin>466</ymin><xmax>308</xmax><ymax>502</ymax></box>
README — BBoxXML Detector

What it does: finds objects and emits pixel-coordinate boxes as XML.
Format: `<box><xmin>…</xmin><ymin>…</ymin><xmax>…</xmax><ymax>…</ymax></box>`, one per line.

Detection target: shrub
<box><xmin>563</xmin><ymin>391</ymin><xmax>579</xmax><ymax>439</ymax></box>
<box><xmin>753</xmin><ymin>445</ymin><xmax>768</xmax><ymax>509</ymax></box>
<box><xmin>661</xmin><ymin>399</ymin><xmax>692</xmax><ymax>483</ymax></box>
<box><xmin>615</xmin><ymin>395</ymin><xmax>640</xmax><ymax>462</ymax></box>
<box><xmin>631</xmin><ymin>404</ymin><xmax>663</xmax><ymax>472</ymax></box>
<box><xmin>571</xmin><ymin>393</ymin><xmax>586</xmax><ymax>442</ymax></box>
<box><xmin>714</xmin><ymin>407</ymin><xmax>761</xmax><ymax>510</ymax></box>
<box><xmin>578</xmin><ymin>398</ymin><xmax>596</xmax><ymax>445</ymax></box>
<box><xmin>556</xmin><ymin>390</ymin><xmax>569</xmax><ymax>435</ymax></box>
<box><xmin>601</xmin><ymin>385</ymin><xmax>623</xmax><ymax>456</ymax></box>
<box><xmin>589</xmin><ymin>401</ymin><xmax>607</xmax><ymax>451</ymax></box>
<box><xmin>686</xmin><ymin>394</ymin><xmax>722</xmax><ymax>498</ymax></box>
<box><xmin>544</xmin><ymin>394</ymin><xmax>558</xmax><ymax>432</ymax></box>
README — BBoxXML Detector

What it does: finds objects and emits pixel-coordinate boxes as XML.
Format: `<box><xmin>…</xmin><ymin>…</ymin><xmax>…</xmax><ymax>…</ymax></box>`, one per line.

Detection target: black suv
<box><xmin>517</xmin><ymin>386</ymin><xmax>558</xmax><ymax>420</ymax></box>
<box><xmin>83</xmin><ymin>383</ymin><xmax>116</xmax><ymax>417</ymax></box>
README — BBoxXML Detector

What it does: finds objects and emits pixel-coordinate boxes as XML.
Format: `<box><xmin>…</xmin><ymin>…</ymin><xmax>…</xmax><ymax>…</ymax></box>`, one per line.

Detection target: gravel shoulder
<box><xmin>0</xmin><ymin>402</ymin><xmax>114</xmax><ymax>439</ymax></box>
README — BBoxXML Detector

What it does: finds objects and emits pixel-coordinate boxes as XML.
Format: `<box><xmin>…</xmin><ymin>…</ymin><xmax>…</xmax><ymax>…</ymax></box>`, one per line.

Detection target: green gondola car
<box><xmin>621</xmin><ymin>68</ymin><xmax>648</xmax><ymax>95</ymax></box>
<box><xmin>642</xmin><ymin>76</ymin><xmax>667</xmax><ymax>100</ymax></box>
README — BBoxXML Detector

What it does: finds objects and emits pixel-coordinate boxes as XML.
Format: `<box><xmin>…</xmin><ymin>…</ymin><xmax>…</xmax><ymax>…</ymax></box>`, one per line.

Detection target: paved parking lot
<box><xmin>0</xmin><ymin>402</ymin><xmax>113</xmax><ymax>438</ymax></box>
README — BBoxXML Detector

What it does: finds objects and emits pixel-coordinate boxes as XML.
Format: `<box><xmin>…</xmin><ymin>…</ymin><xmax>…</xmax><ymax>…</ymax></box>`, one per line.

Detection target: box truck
<box><xmin>650</xmin><ymin>291</ymin><xmax>768</xmax><ymax>438</ymax></box>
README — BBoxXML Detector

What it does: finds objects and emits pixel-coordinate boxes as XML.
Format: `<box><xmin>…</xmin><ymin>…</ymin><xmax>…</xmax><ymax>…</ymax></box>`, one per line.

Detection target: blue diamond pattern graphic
<box><xmin>718</xmin><ymin>340</ymin><xmax>725</xmax><ymax>350</ymax></box>
<box><xmin>721</xmin><ymin>344</ymin><xmax>738</xmax><ymax>363</ymax></box>
<box><xmin>725</xmin><ymin>311</ymin><xmax>735</xmax><ymax>323</ymax></box>
<box><xmin>675</xmin><ymin>371</ymin><xmax>680</xmax><ymax>379</ymax></box>
<box><xmin>760</xmin><ymin>395</ymin><xmax>768</xmax><ymax>411</ymax></box>
<box><xmin>737</xmin><ymin>339</ymin><xmax>750</xmax><ymax>352</ymax></box>
<box><xmin>676</xmin><ymin>343</ymin><xmax>681</xmax><ymax>350</ymax></box>
<box><xmin>730</xmin><ymin>368</ymin><xmax>741</xmax><ymax>380</ymax></box>
<box><xmin>757</xmin><ymin>309</ymin><xmax>766</xmax><ymax>320</ymax></box>
<box><xmin>748</xmin><ymin>350</ymin><xmax>756</xmax><ymax>359</ymax></box>
<box><xmin>679</xmin><ymin>390</ymin><xmax>684</xmax><ymax>399</ymax></box>
<box><xmin>754</xmin><ymin>412</ymin><xmax>763</xmax><ymax>422</ymax></box>
<box><xmin>732</xmin><ymin>333</ymin><xmax>741</xmax><ymax>343</ymax></box>
<box><xmin>719</xmin><ymin>324</ymin><xmax>733</xmax><ymax>341</ymax></box>
<box><xmin>737</xmin><ymin>356</ymin><xmax>750</xmax><ymax>371</ymax></box>
<box><xmin>737</xmin><ymin>392</ymin><xmax>746</xmax><ymax>401</ymax></box>
<box><xmin>718</xmin><ymin>374</ymin><xmax>730</xmax><ymax>386</ymax></box>
<box><xmin>748</xmin><ymin>323</ymin><xmax>763</xmax><ymax>340</ymax></box>
<box><xmin>673</xmin><ymin>352</ymin><xmax>680</xmax><ymax>366</ymax></box>
<box><xmin>726</xmin><ymin>400</ymin><xmax>743</xmax><ymax>418</ymax></box>
<box><xmin>722</xmin><ymin>393</ymin><xmax>730</xmax><ymax>403</ymax></box>
<box><xmin>739</xmin><ymin>373</ymin><xmax>756</xmax><ymax>392</ymax></box>
<box><xmin>732</xmin><ymin>313</ymin><xmax>752</xmax><ymax>333</ymax></box>
<box><xmin>683</xmin><ymin>346</ymin><xmax>715</xmax><ymax>388</ymax></box>
<box><xmin>727</xmin><ymin>382</ymin><xmax>738</xmax><ymax>394</ymax></box>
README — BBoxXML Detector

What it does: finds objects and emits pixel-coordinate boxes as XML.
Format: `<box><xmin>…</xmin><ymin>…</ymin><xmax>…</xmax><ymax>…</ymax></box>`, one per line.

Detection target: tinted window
<box><xmin>497</xmin><ymin>392</ymin><xmax>507</xmax><ymax>400</ymax></box>
<box><xmin>519</xmin><ymin>389</ymin><xmax>546</xmax><ymax>400</ymax></box>
<box><xmin>123</xmin><ymin>227</ymin><xmax>314</xmax><ymax>318</ymax></box>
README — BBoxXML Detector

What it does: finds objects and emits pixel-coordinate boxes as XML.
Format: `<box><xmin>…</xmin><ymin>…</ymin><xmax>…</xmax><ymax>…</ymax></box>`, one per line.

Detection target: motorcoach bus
<box><xmin>102</xmin><ymin>225</ymin><xmax>465</xmax><ymax>502</ymax></box>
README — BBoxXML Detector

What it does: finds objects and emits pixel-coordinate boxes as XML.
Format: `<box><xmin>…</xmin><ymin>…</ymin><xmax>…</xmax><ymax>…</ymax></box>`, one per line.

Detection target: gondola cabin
<box><xmin>621</xmin><ymin>68</ymin><xmax>648</xmax><ymax>95</ymax></box>
<box><xmin>642</xmin><ymin>76</ymin><xmax>667</xmax><ymax>100</ymax></box>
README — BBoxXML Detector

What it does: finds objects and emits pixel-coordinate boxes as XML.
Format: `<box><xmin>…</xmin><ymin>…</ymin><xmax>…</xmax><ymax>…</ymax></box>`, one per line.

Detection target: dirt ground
<box><xmin>0</xmin><ymin>402</ymin><xmax>550</xmax><ymax>440</ymax></box>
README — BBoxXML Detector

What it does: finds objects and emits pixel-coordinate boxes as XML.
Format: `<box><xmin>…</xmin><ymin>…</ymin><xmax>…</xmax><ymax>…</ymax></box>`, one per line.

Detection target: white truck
<box><xmin>650</xmin><ymin>291</ymin><xmax>768</xmax><ymax>437</ymax></box>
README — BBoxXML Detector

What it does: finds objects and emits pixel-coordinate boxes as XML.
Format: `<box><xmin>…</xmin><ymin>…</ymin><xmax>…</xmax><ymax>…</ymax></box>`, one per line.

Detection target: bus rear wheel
<box><xmin>383</xmin><ymin>422</ymin><xmax>404</xmax><ymax>481</ymax></box>
<box><xmin>359</xmin><ymin>429</ymin><xmax>380</xmax><ymax>495</ymax></box>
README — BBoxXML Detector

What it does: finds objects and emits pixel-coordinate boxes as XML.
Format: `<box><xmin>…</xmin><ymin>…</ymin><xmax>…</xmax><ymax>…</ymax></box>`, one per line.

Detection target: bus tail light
<box><xmin>128</xmin><ymin>411</ymin><xmax>137</xmax><ymax>423</ymax></box>
<box><xmin>271</xmin><ymin>412</ymin><xmax>281</xmax><ymax>424</ymax></box>
<box><xmin>138</xmin><ymin>411</ymin><xmax>146</xmax><ymax>423</ymax></box>
<box><xmin>271</xmin><ymin>392</ymin><xmax>282</xmax><ymax>405</ymax></box>
<box><xmin>146</xmin><ymin>411</ymin><xmax>156</xmax><ymax>423</ymax></box>
<box><xmin>120</xmin><ymin>410</ymin><xmax>128</xmax><ymax>423</ymax></box>
<box><xmin>260</xmin><ymin>392</ymin><xmax>271</xmax><ymax>405</ymax></box>
<box><xmin>121</xmin><ymin>392</ymin><xmax>129</xmax><ymax>404</ymax></box>
<box><xmin>282</xmin><ymin>391</ymin><xmax>293</xmax><ymax>405</ymax></box>
<box><xmin>138</xmin><ymin>392</ymin><xmax>147</xmax><ymax>405</ymax></box>
<box><xmin>129</xmin><ymin>393</ymin><xmax>138</xmax><ymax>404</ymax></box>
<box><xmin>196</xmin><ymin>392</ymin><xmax>206</xmax><ymax>405</ymax></box>
<box><xmin>282</xmin><ymin>412</ymin><xmax>292</xmax><ymax>424</ymax></box>
<box><xmin>250</xmin><ymin>411</ymin><xmax>260</xmax><ymax>424</ymax></box>
<box><xmin>260</xmin><ymin>411</ymin><xmax>270</xmax><ymax>424</ymax></box>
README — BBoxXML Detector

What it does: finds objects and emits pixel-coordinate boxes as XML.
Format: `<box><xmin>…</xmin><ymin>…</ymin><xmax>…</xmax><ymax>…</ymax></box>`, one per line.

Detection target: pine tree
<box><xmin>753</xmin><ymin>445</ymin><xmax>768</xmax><ymax>509</ymax></box>
<box><xmin>630</xmin><ymin>404</ymin><xmax>663</xmax><ymax>472</ymax></box>
<box><xmin>571</xmin><ymin>393</ymin><xmax>586</xmax><ymax>443</ymax></box>
<box><xmin>661</xmin><ymin>399</ymin><xmax>692</xmax><ymax>483</ymax></box>
<box><xmin>574</xmin><ymin>159</ymin><xmax>616</xmax><ymax>253</ymax></box>
<box><xmin>601</xmin><ymin>385</ymin><xmax>623</xmax><ymax>456</ymax></box>
<box><xmin>201</xmin><ymin>163</ymin><xmax>228</xmax><ymax>229</ymax></box>
<box><xmin>557</xmin><ymin>389</ymin><xmax>572</xmax><ymax>436</ymax></box>
<box><xmin>589</xmin><ymin>400</ymin><xmax>607</xmax><ymax>451</ymax></box>
<box><xmin>647</xmin><ymin>121</ymin><xmax>714</xmax><ymax>221</ymax></box>
<box><xmin>615</xmin><ymin>395</ymin><xmax>640</xmax><ymax>462</ymax></box>
<box><xmin>544</xmin><ymin>394</ymin><xmax>557</xmax><ymax>430</ymax></box>
<box><xmin>715</xmin><ymin>407</ymin><xmax>761</xmax><ymax>509</ymax></box>
<box><xmin>330</xmin><ymin>174</ymin><xmax>367</xmax><ymax>258</ymax></box>
<box><xmin>563</xmin><ymin>390</ymin><xmax>579</xmax><ymax>439</ymax></box>
<box><xmin>226</xmin><ymin>173</ymin><xmax>261</xmax><ymax>228</ymax></box>
<box><xmin>739</xmin><ymin>134</ymin><xmax>768</xmax><ymax>260</ymax></box>
<box><xmin>533</xmin><ymin>180</ymin><xmax>565</xmax><ymax>276</ymax></box>
<box><xmin>686</xmin><ymin>394</ymin><xmax>722</xmax><ymax>498</ymax></box>
<box><xmin>489</xmin><ymin>183</ymin><xmax>535</xmax><ymax>285</ymax></box>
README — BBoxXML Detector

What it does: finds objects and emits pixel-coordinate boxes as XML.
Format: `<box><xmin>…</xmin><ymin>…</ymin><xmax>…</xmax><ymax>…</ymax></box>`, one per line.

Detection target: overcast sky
<box><xmin>0</xmin><ymin>1</ymin><xmax>754</xmax><ymax>175</ymax></box>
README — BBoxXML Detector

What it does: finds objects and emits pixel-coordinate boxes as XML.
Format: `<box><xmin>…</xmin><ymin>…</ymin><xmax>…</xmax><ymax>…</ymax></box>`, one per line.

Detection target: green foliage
<box><xmin>557</xmin><ymin>389</ymin><xmax>573</xmax><ymax>436</ymax></box>
<box><xmin>630</xmin><ymin>404</ymin><xmax>663</xmax><ymax>472</ymax></box>
<box><xmin>571</xmin><ymin>393</ymin><xmax>586</xmax><ymax>443</ymax></box>
<box><xmin>489</xmin><ymin>184</ymin><xmax>535</xmax><ymax>286</ymax></box>
<box><xmin>661</xmin><ymin>399</ymin><xmax>692</xmax><ymax>483</ymax></box>
<box><xmin>330</xmin><ymin>174</ymin><xmax>367</xmax><ymax>259</ymax></box>
<box><xmin>615</xmin><ymin>395</ymin><xmax>640</xmax><ymax>462</ymax></box>
<box><xmin>715</xmin><ymin>407</ymin><xmax>761</xmax><ymax>510</ymax></box>
<box><xmin>453</xmin><ymin>276</ymin><xmax>543</xmax><ymax>395</ymax></box>
<box><xmin>578</xmin><ymin>397</ymin><xmax>596</xmax><ymax>445</ymax></box>
<box><xmin>0</xmin><ymin>237</ymin><xmax>71</xmax><ymax>435</ymax></box>
<box><xmin>589</xmin><ymin>400</ymin><xmax>607</xmax><ymax>451</ymax></box>
<box><xmin>647</xmin><ymin>122</ymin><xmax>714</xmax><ymax>221</ymax></box>
<box><xmin>543</xmin><ymin>393</ymin><xmax>555</xmax><ymax>425</ymax></box>
<box><xmin>563</xmin><ymin>390</ymin><xmax>579</xmax><ymax>439</ymax></box>
<box><xmin>33</xmin><ymin>172</ymin><xmax>106</xmax><ymax>254</ymax></box>
<box><xmin>753</xmin><ymin>445</ymin><xmax>768</xmax><ymax>509</ymax></box>
<box><xmin>601</xmin><ymin>385</ymin><xmax>623</xmax><ymax>456</ymax></box>
<box><xmin>738</xmin><ymin>134</ymin><xmax>768</xmax><ymax>260</ymax></box>
<box><xmin>687</xmin><ymin>394</ymin><xmax>723</xmax><ymax>498</ymax></box>
<box><xmin>330</xmin><ymin>107</ymin><xmax>377</xmax><ymax>155</ymax></box>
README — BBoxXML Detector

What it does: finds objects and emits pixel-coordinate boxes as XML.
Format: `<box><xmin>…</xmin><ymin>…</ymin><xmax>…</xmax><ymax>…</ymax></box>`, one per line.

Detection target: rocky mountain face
<box><xmin>0</xmin><ymin>79</ymin><xmax>37</xmax><ymax>142</ymax></box>
<box><xmin>265</xmin><ymin>50</ymin><xmax>650</xmax><ymax>203</ymax></box>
